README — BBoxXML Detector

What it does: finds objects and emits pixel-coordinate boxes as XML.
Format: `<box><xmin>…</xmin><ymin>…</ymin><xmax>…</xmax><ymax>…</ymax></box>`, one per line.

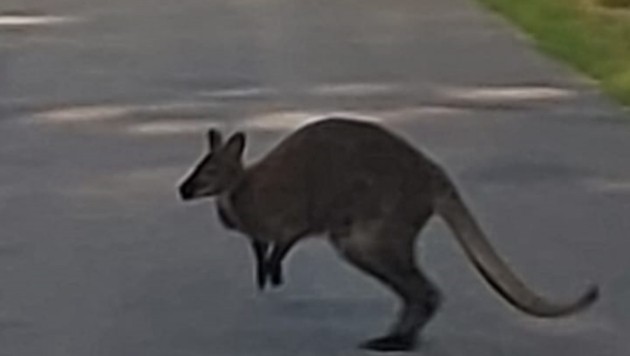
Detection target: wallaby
<box><xmin>178</xmin><ymin>118</ymin><xmax>598</xmax><ymax>352</ymax></box>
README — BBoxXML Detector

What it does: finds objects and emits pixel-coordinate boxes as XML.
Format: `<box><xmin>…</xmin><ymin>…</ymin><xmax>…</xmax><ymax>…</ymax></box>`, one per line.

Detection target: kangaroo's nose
<box><xmin>178</xmin><ymin>183</ymin><xmax>194</xmax><ymax>201</ymax></box>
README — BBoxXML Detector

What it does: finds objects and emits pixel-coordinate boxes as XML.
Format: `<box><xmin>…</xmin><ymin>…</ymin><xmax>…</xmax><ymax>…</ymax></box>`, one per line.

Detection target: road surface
<box><xmin>0</xmin><ymin>0</ymin><xmax>628</xmax><ymax>355</ymax></box>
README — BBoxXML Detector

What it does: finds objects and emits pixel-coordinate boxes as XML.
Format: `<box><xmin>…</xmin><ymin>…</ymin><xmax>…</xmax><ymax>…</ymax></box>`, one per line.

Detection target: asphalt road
<box><xmin>1</xmin><ymin>0</ymin><xmax>629</xmax><ymax>355</ymax></box>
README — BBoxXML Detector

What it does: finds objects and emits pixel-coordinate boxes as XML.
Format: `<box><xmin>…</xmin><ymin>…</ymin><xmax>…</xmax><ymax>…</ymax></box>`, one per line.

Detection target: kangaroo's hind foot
<box><xmin>360</xmin><ymin>286</ymin><xmax>441</xmax><ymax>352</ymax></box>
<box><xmin>360</xmin><ymin>333</ymin><xmax>417</xmax><ymax>352</ymax></box>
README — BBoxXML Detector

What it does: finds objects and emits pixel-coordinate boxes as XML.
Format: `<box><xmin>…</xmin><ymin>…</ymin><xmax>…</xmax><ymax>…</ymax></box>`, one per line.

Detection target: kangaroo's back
<box><xmin>237</xmin><ymin>119</ymin><xmax>441</xmax><ymax>230</ymax></box>
<box><xmin>259</xmin><ymin>118</ymin><xmax>415</xmax><ymax>161</ymax></box>
<box><xmin>250</xmin><ymin>118</ymin><xmax>438</xmax><ymax>187</ymax></box>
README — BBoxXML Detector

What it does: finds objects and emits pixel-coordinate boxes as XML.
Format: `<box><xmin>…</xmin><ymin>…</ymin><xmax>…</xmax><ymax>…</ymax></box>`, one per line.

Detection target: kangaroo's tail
<box><xmin>433</xmin><ymin>179</ymin><xmax>598</xmax><ymax>317</ymax></box>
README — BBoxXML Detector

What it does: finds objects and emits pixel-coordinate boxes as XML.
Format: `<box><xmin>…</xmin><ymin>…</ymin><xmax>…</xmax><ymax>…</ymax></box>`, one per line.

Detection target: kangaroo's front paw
<box><xmin>256</xmin><ymin>262</ymin><xmax>268</xmax><ymax>291</ymax></box>
<box><xmin>359</xmin><ymin>334</ymin><xmax>416</xmax><ymax>352</ymax></box>
<box><xmin>269</xmin><ymin>262</ymin><xmax>283</xmax><ymax>287</ymax></box>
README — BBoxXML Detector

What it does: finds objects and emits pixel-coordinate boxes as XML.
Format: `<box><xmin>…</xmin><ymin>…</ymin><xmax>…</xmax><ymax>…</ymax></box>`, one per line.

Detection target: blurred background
<box><xmin>0</xmin><ymin>1</ymin><xmax>628</xmax><ymax>355</ymax></box>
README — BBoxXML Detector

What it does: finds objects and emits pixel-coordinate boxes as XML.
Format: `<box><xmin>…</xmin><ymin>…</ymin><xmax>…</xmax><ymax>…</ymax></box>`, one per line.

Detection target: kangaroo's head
<box><xmin>178</xmin><ymin>129</ymin><xmax>246</xmax><ymax>201</ymax></box>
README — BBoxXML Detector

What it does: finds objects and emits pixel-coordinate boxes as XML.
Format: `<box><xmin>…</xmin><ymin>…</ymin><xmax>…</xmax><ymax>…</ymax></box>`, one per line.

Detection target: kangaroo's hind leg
<box><xmin>330</xmin><ymin>218</ymin><xmax>441</xmax><ymax>352</ymax></box>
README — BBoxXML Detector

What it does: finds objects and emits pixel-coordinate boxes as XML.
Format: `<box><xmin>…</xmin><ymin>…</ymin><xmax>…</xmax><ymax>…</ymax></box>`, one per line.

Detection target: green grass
<box><xmin>477</xmin><ymin>0</ymin><xmax>630</xmax><ymax>106</ymax></box>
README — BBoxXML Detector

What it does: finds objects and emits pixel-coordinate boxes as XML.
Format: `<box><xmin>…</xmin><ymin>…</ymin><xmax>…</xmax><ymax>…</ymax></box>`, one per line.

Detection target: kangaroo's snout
<box><xmin>178</xmin><ymin>182</ymin><xmax>196</xmax><ymax>201</ymax></box>
<box><xmin>178</xmin><ymin>177</ymin><xmax>217</xmax><ymax>201</ymax></box>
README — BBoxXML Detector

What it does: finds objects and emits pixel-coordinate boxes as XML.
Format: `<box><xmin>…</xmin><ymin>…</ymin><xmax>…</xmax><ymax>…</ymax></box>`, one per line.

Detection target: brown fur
<box><xmin>178</xmin><ymin>118</ymin><xmax>598</xmax><ymax>352</ymax></box>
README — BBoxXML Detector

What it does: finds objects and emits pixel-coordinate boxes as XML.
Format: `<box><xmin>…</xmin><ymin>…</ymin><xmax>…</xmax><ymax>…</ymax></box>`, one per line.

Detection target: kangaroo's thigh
<box><xmin>329</xmin><ymin>219</ymin><xmax>441</xmax><ymax>351</ymax></box>
<box><xmin>331</xmin><ymin>221</ymin><xmax>438</xmax><ymax>304</ymax></box>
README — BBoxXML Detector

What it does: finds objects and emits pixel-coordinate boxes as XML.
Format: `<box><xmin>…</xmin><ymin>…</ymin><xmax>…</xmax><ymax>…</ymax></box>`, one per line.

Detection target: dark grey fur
<box><xmin>178</xmin><ymin>118</ymin><xmax>598</xmax><ymax>352</ymax></box>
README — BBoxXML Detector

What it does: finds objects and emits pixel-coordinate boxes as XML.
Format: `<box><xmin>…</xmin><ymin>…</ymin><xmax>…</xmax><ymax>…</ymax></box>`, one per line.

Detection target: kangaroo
<box><xmin>178</xmin><ymin>117</ymin><xmax>598</xmax><ymax>352</ymax></box>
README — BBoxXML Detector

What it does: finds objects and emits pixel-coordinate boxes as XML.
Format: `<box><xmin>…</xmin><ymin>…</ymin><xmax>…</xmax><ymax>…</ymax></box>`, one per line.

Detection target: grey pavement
<box><xmin>0</xmin><ymin>0</ymin><xmax>629</xmax><ymax>355</ymax></box>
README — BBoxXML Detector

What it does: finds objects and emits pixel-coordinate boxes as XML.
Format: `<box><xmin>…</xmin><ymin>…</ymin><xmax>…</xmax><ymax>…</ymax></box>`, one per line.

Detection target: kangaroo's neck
<box><xmin>216</xmin><ymin>172</ymin><xmax>248</xmax><ymax>230</ymax></box>
<box><xmin>217</xmin><ymin>192</ymin><xmax>240</xmax><ymax>230</ymax></box>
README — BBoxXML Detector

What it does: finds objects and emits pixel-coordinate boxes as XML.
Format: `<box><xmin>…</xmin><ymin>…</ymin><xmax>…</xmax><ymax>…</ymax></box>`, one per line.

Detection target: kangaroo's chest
<box><xmin>217</xmin><ymin>187</ymin><xmax>317</xmax><ymax>241</ymax></box>
<box><xmin>216</xmin><ymin>194</ymin><xmax>241</xmax><ymax>230</ymax></box>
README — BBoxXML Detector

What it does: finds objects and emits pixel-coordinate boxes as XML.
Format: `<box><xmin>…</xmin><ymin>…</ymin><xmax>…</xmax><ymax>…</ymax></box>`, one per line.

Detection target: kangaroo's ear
<box><xmin>223</xmin><ymin>132</ymin><xmax>246</xmax><ymax>160</ymax></box>
<box><xmin>207</xmin><ymin>129</ymin><xmax>223</xmax><ymax>152</ymax></box>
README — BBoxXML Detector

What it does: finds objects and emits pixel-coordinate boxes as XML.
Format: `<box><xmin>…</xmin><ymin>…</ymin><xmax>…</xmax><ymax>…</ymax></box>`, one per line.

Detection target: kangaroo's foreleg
<box><xmin>267</xmin><ymin>239</ymin><xmax>298</xmax><ymax>288</ymax></box>
<box><xmin>250</xmin><ymin>240</ymin><xmax>270</xmax><ymax>290</ymax></box>
<box><xmin>330</xmin><ymin>218</ymin><xmax>440</xmax><ymax>352</ymax></box>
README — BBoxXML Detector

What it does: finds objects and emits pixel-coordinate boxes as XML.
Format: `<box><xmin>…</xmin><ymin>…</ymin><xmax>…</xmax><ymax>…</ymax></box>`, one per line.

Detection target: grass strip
<box><xmin>477</xmin><ymin>0</ymin><xmax>630</xmax><ymax>106</ymax></box>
